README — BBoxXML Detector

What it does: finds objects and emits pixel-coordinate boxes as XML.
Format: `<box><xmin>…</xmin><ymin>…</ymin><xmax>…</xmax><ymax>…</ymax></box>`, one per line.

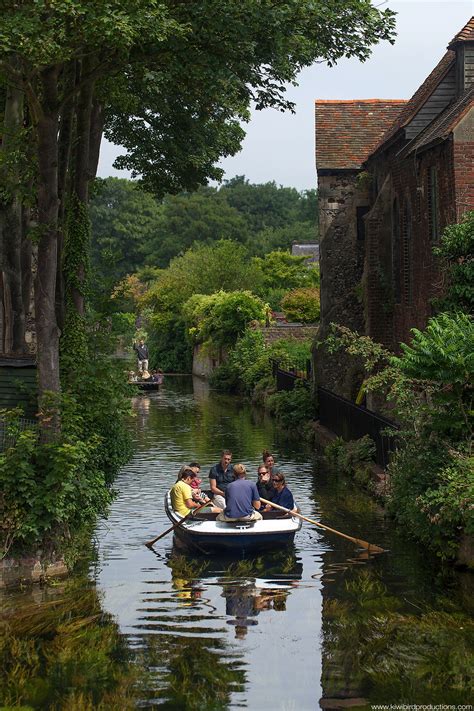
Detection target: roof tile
<box><xmin>448</xmin><ymin>16</ymin><xmax>474</xmax><ymax>46</ymax></box>
<box><xmin>315</xmin><ymin>100</ymin><xmax>407</xmax><ymax>170</ymax></box>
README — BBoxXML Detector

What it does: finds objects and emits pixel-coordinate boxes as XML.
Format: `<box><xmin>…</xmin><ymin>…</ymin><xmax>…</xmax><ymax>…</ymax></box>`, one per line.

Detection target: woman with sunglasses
<box><xmin>263</xmin><ymin>473</ymin><xmax>296</xmax><ymax>513</ymax></box>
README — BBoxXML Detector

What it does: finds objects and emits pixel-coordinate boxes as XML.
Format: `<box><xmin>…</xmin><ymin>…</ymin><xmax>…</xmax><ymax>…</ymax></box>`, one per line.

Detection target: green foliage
<box><xmin>143</xmin><ymin>240</ymin><xmax>259</xmax><ymax>370</ymax></box>
<box><xmin>0</xmin><ymin>414</ymin><xmax>112</xmax><ymax>556</ymax></box>
<box><xmin>325</xmin><ymin>435</ymin><xmax>376</xmax><ymax>487</ymax></box>
<box><xmin>265</xmin><ymin>381</ymin><xmax>314</xmax><ymax>431</ymax></box>
<box><xmin>252</xmin><ymin>250</ymin><xmax>318</xmax><ymax>293</ymax></box>
<box><xmin>183</xmin><ymin>290</ymin><xmax>266</xmax><ymax>349</ymax></box>
<box><xmin>327</xmin><ymin>311</ymin><xmax>474</xmax><ymax>559</ymax></box>
<box><xmin>434</xmin><ymin>210</ymin><xmax>474</xmax><ymax>314</ymax></box>
<box><xmin>89</xmin><ymin>177</ymin><xmax>164</xmax><ymax>309</ymax></box>
<box><xmin>281</xmin><ymin>287</ymin><xmax>320</xmax><ymax>323</ymax></box>
<box><xmin>89</xmin><ymin>177</ymin><xmax>319</xmax><ymax>302</ymax></box>
<box><xmin>61</xmin><ymin>194</ymin><xmax>91</xmax><ymax>373</ymax></box>
<box><xmin>392</xmin><ymin>312</ymin><xmax>473</xmax><ymax>442</ymax></box>
<box><xmin>143</xmin><ymin>188</ymin><xmax>250</xmax><ymax>267</ymax></box>
<box><xmin>1</xmin><ymin>329</ymin><xmax>132</xmax><ymax>555</ymax></box>
<box><xmin>106</xmin><ymin>2</ymin><xmax>396</xmax><ymax>194</ymax></box>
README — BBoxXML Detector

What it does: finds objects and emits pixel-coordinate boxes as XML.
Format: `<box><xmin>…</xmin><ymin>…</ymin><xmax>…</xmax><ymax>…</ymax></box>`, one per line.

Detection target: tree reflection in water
<box><xmin>320</xmin><ymin>566</ymin><xmax>474</xmax><ymax>707</ymax></box>
<box><xmin>0</xmin><ymin>579</ymin><xmax>139</xmax><ymax>710</ymax></box>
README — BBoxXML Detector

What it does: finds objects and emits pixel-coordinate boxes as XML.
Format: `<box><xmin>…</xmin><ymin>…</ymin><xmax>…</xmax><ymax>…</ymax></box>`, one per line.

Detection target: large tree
<box><xmin>0</xmin><ymin>0</ymin><xmax>396</xmax><ymax>432</ymax></box>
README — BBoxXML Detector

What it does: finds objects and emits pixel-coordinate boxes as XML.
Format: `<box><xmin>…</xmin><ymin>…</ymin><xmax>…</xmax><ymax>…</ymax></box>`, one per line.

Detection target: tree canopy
<box><xmin>90</xmin><ymin>177</ymin><xmax>319</xmax><ymax>296</ymax></box>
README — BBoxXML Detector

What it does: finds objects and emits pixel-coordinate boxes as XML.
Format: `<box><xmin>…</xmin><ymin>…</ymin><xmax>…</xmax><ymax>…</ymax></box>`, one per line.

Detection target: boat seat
<box><xmin>193</xmin><ymin>510</ymin><xmax>291</xmax><ymax>521</ymax></box>
<box><xmin>218</xmin><ymin>519</ymin><xmax>257</xmax><ymax>528</ymax></box>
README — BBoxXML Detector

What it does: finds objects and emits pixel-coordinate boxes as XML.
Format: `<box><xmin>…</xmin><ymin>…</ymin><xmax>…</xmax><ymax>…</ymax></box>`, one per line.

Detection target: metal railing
<box><xmin>271</xmin><ymin>358</ymin><xmax>312</xmax><ymax>392</ymax></box>
<box><xmin>0</xmin><ymin>417</ymin><xmax>37</xmax><ymax>452</ymax></box>
<box><xmin>317</xmin><ymin>386</ymin><xmax>398</xmax><ymax>468</ymax></box>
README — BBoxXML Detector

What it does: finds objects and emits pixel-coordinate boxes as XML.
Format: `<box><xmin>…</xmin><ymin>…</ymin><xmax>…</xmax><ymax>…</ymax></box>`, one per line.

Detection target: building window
<box><xmin>402</xmin><ymin>198</ymin><xmax>413</xmax><ymax>305</ymax></box>
<box><xmin>428</xmin><ymin>166</ymin><xmax>440</xmax><ymax>241</ymax></box>
<box><xmin>392</xmin><ymin>198</ymin><xmax>401</xmax><ymax>304</ymax></box>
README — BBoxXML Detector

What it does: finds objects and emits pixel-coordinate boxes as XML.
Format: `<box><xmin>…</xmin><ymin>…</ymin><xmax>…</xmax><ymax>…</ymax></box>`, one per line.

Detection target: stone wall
<box><xmin>253</xmin><ymin>324</ymin><xmax>319</xmax><ymax>345</ymax></box>
<box><xmin>192</xmin><ymin>345</ymin><xmax>226</xmax><ymax>378</ymax></box>
<box><xmin>1</xmin><ymin>554</ymin><xmax>68</xmax><ymax>589</ymax></box>
<box><xmin>313</xmin><ymin>172</ymin><xmax>369</xmax><ymax>400</ymax></box>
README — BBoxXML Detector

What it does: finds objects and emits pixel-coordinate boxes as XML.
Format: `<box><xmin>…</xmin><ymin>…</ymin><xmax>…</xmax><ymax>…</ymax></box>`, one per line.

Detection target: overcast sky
<box><xmin>97</xmin><ymin>1</ymin><xmax>473</xmax><ymax>192</ymax></box>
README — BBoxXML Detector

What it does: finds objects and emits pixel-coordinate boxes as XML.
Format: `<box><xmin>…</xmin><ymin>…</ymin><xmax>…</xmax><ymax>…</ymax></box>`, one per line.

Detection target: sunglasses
<box><xmin>272</xmin><ymin>477</ymin><xmax>283</xmax><ymax>482</ymax></box>
<box><xmin>258</xmin><ymin>471</ymin><xmax>268</xmax><ymax>476</ymax></box>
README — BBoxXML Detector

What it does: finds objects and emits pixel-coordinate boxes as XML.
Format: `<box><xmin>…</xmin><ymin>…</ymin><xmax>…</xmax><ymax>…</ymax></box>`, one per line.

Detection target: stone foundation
<box><xmin>0</xmin><ymin>554</ymin><xmax>69</xmax><ymax>589</ymax></box>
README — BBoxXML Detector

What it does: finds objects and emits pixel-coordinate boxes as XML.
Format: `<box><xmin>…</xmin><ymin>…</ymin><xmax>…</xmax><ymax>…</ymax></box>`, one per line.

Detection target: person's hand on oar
<box><xmin>259</xmin><ymin>497</ymin><xmax>385</xmax><ymax>554</ymax></box>
<box><xmin>145</xmin><ymin>499</ymin><xmax>212</xmax><ymax>548</ymax></box>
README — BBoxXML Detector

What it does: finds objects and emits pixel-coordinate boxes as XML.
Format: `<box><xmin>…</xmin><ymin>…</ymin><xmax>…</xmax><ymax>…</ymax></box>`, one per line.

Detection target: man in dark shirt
<box><xmin>133</xmin><ymin>339</ymin><xmax>149</xmax><ymax>374</ymax></box>
<box><xmin>209</xmin><ymin>449</ymin><xmax>235</xmax><ymax>509</ymax></box>
<box><xmin>217</xmin><ymin>464</ymin><xmax>262</xmax><ymax>522</ymax></box>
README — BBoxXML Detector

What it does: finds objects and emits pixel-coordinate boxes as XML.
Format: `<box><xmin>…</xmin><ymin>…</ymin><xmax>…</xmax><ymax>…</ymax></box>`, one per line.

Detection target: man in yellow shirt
<box><xmin>171</xmin><ymin>469</ymin><xmax>199</xmax><ymax>516</ymax></box>
<box><xmin>171</xmin><ymin>468</ymin><xmax>222</xmax><ymax>516</ymax></box>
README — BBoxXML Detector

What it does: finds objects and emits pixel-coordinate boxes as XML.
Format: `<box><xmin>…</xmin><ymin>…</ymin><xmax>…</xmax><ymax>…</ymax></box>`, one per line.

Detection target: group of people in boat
<box><xmin>170</xmin><ymin>449</ymin><xmax>297</xmax><ymax>522</ymax></box>
<box><xmin>128</xmin><ymin>368</ymin><xmax>164</xmax><ymax>383</ymax></box>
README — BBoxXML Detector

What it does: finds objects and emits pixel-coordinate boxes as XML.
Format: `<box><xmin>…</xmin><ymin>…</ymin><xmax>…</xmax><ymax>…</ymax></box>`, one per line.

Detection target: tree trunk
<box><xmin>0</xmin><ymin>76</ymin><xmax>27</xmax><ymax>354</ymax></box>
<box><xmin>61</xmin><ymin>68</ymin><xmax>95</xmax><ymax>376</ymax></box>
<box><xmin>35</xmin><ymin>66</ymin><xmax>61</xmax><ymax>429</ymax></box>
<box><xmin>56</xmin><ymin>65</ymin><xmax>76</xmax><ymax>333</ymax></box>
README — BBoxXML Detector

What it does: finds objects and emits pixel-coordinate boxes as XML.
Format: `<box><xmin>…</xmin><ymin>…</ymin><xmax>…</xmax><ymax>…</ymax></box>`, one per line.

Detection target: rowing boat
<box><xmin>164</xmin><ymin>491</ymin><xmax>302</xmax><ymax>554</ymax></box>
<box><xmin>129</xmin><ymin>381</ymin><xmax>162</xmax><ymax>391</ymax></box>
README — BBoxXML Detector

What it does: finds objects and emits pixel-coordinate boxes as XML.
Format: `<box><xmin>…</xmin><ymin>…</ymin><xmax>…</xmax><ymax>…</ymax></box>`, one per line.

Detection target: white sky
<box><xmin>97</xmin><ymin>1</ymin><xmax>473</xmax><ymax>192</ymax></box>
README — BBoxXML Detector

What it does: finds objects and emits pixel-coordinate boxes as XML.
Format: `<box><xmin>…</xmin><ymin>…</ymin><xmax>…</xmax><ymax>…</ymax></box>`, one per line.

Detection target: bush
<box><xmin>281</xmin><ymin>287</ymin><xmax>320</xmax><ymax>323</ymax></box>
<box><xmin>1</xmin><ymin>343</ymin><xmax>133</xmax><ymax>556</ymax></box>
<box><xmin>266</xmin><ymin>381</ymin><xmax>314</xmax><ymax>430</ymax></box>
<box><xmin>327</xmin><ymin>310</ymin><xmax>474</xmax><ymax>560</ymax></box>
<box><xmin>183</xmin><ymin>290</ymin><xmax>266</xmax><ymax>349</ymax></box>
<box><xmin>325</xmin><ymin>435</ymin><xmax>376</xmax><ymax>485</ymax></box>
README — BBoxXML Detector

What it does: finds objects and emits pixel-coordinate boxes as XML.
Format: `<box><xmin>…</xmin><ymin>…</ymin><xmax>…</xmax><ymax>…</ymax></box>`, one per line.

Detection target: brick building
<box><xmin>314</xmin><ymin>17</ymin><xmax>474</xmax><ymax>400</ymax></box>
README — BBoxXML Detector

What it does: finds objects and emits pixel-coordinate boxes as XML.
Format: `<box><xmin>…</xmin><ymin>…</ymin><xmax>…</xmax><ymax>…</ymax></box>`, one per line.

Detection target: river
<box><xmin>1</xmin><ymin>377</ymin><xmax>473</xmax><ymax>710</ymax></box>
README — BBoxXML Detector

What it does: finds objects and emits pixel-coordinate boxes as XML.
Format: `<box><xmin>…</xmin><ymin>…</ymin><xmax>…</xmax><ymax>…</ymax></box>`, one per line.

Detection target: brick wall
<box><xmin>365</xmin><ymin>135</ymin><xmax>459</xmax><ymax>348</ymax></box>
<box><xmin>252</xmin><ymin>324</ymin><xmax>319</xmax><ymax>345</ymax></box>
<box><xmin>453</xmin><ymin>107</ymin><xmax>474</xmax><ymax>218</ymax></box>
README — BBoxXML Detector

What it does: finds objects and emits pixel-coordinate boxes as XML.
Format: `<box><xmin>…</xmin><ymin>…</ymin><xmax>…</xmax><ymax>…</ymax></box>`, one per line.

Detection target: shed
<box><xmin>0</xmin><ymin>356</ymin><xmax>37</xmax><ymax>419</ymax></box>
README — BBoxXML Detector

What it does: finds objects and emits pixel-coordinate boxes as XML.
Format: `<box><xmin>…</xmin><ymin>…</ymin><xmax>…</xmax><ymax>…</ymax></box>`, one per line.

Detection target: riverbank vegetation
<box><xmin>327</xmin><ymin>212</ymin><xmax>474</xmax><ymax>561</ymax></box>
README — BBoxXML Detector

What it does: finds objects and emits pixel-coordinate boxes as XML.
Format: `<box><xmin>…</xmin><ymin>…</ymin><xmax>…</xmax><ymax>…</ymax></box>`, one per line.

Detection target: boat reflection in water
<box><xmin>167</xmin><ymin>546</ymin><xmax>303</xmax><ymax>640</ymax></box>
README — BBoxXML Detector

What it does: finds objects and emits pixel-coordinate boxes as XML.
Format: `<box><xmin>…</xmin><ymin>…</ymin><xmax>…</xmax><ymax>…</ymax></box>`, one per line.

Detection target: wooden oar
<box><xmin>144</xmin><ymin>499</ymin><xmax>212</xmax><ymax>548</ymax></box>
<box><xmin>259</xmin><ymin>497</ymin><xmax>385</xmax><ymax>554</ymax></box>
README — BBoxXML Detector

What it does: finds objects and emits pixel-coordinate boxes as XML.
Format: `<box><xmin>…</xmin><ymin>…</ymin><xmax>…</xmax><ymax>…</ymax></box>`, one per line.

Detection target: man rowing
<box><xmin>217</xmin><ymin>463</ymin><xmax>262</xmax><ymax>522</ymax></box>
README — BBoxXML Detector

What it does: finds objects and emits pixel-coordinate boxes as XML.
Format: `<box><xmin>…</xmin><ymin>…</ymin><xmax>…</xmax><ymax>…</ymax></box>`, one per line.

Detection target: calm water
<box><xmin>2</xmin><ymin>377</ymin><xmax>473</xmax><ymax>710</ymax></box>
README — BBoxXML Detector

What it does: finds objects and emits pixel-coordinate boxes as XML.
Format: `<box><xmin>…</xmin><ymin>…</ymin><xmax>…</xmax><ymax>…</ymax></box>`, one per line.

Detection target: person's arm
<box><xmin>252</xmin><ymin>483</ymin><xmax>261</xmax><ymax>510</ymax></box>
<box><xmin>209</xmin><ymin>477</ymin><xmax>224</xmax><ymax>497</ymax></box>
<box><xmin>185</xmin><ymin>497</ymin><xmax>201</xmax><ymax>510</ymax></box>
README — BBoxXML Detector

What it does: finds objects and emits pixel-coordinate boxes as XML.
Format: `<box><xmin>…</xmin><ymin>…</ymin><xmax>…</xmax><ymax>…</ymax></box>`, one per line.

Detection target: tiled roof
<box><xmin>406</xmin><ymin>86</ymin><xmax>474</xmax><ymax>154</ymax></box>
<box><xmin>315</xmin><ymin>100</ymin><xmax>407</xmax><ymax>170</ymax></box>
<box><xmin>369</xmin><ymin>50</ymin><xmax>456</xmax><ymax>155</ymax></box>
<box><xmin>448</xmin><ymin>16</ymin><xmax>474</xmax><ymax>46</ymax></box>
